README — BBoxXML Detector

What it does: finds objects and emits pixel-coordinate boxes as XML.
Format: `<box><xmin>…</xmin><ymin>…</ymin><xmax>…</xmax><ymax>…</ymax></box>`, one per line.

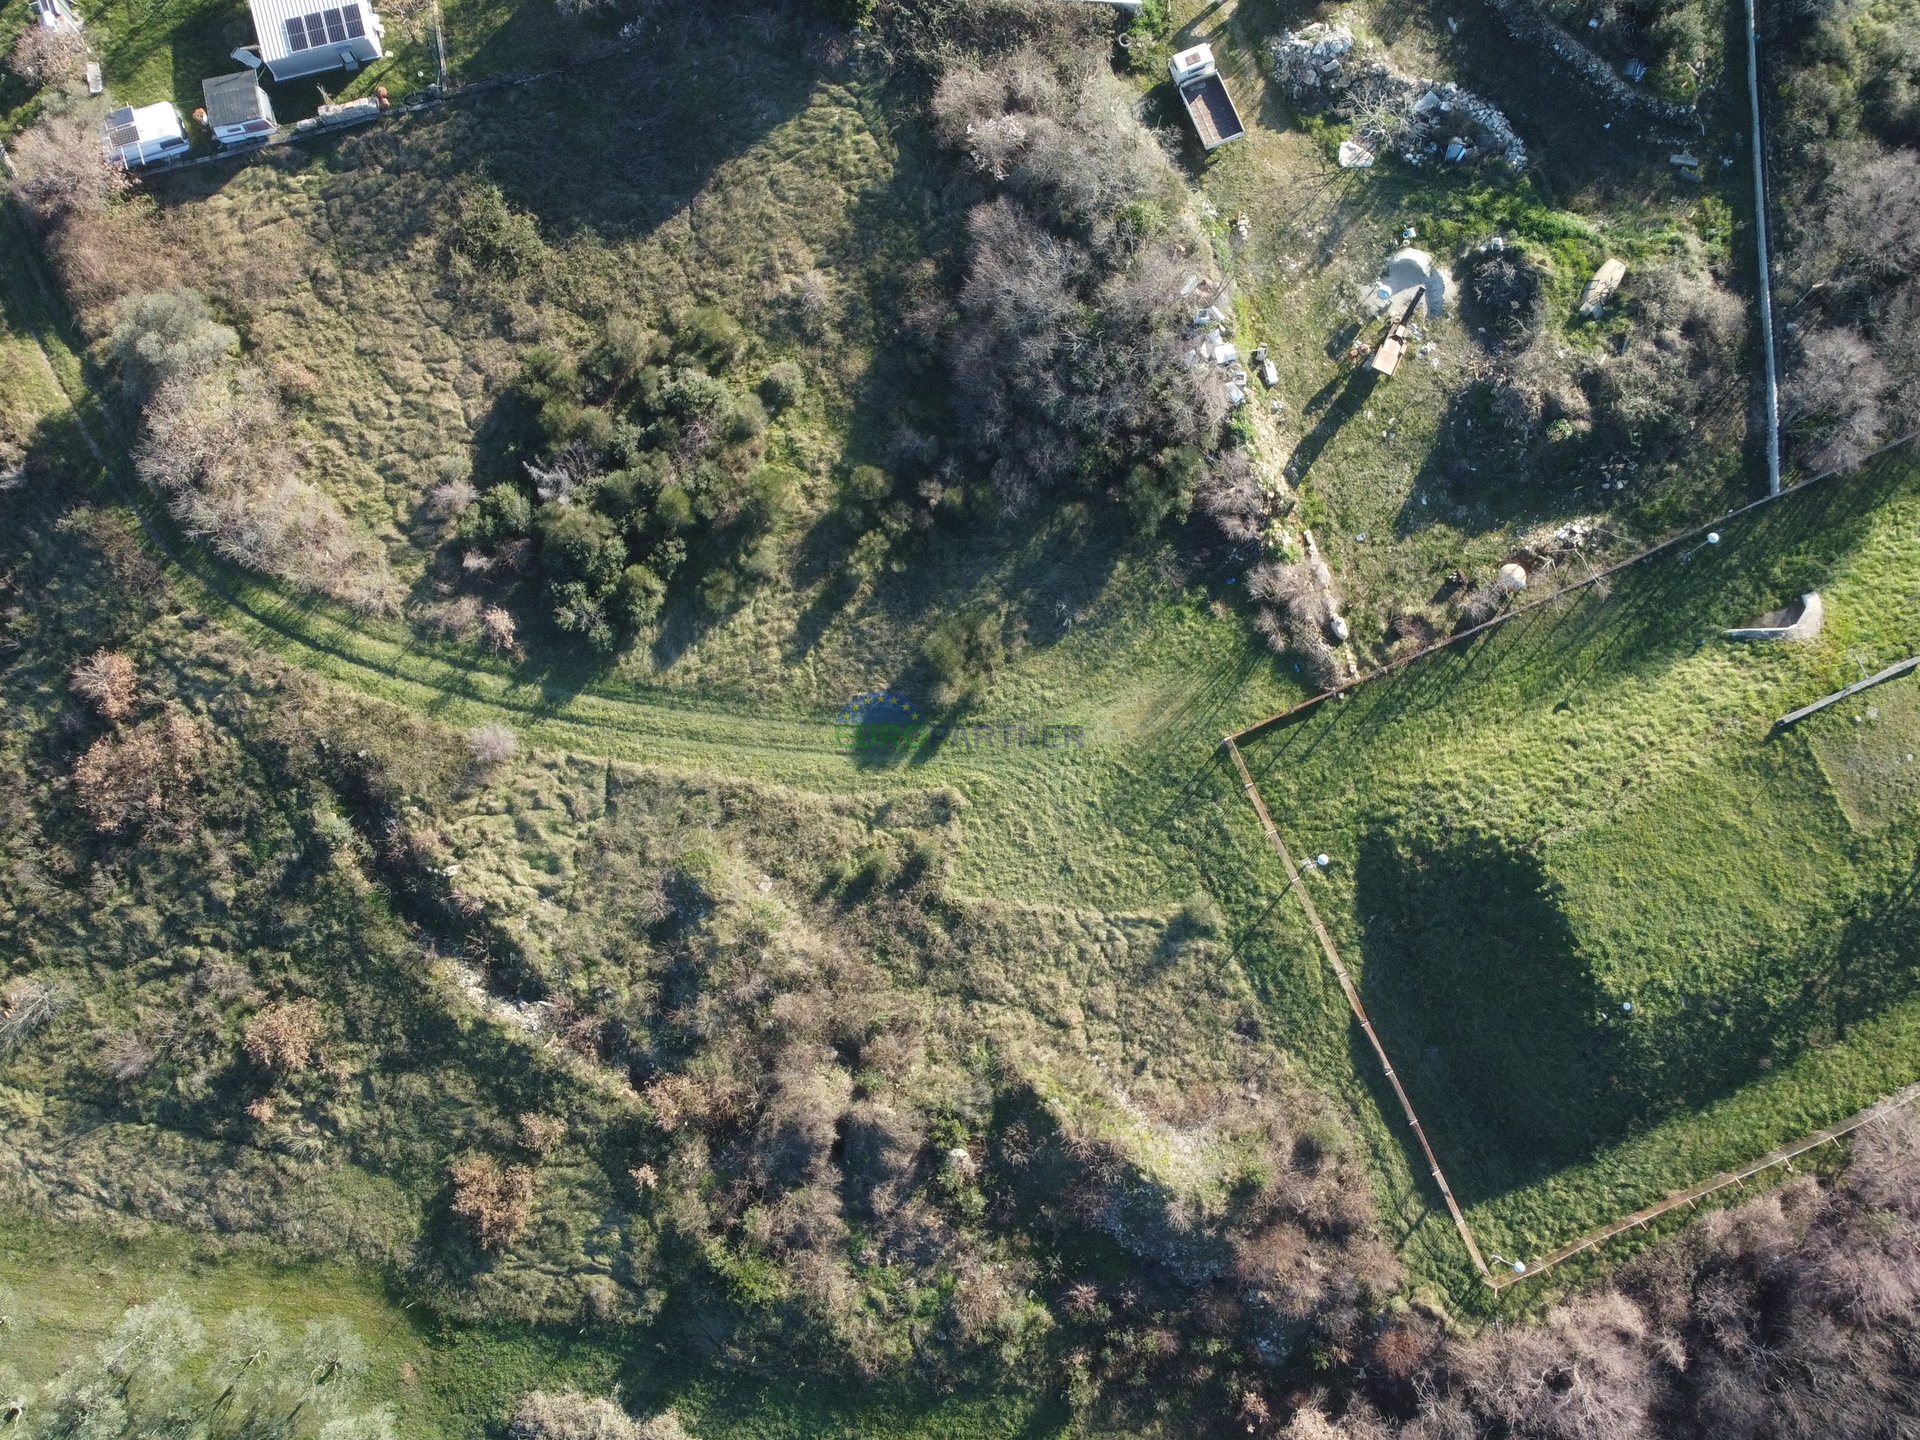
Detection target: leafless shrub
<box><xmin>430</xmin><ymin>476</ymin><xmax>477</xmax><ymax>517</ymax></box>
<box><xmin>69</xmin><ymin>649</ymin><xmax>137</xmax><ymax>723</ymax></box>
<box><xmin>426</xmin><ymin>594</ymin><xmax>483</xmax><ymax>640</ymax></box>
<box><xmin>1782</xmin><ymin>325</ymin><xmax>1890</xmax><ymax>473</ymax></box>
<box><xmin>451</xmin><ymin>1154</ymin><xmax>536</xmax><ymax>1251</ymax></box>
<box><xmin>242</xmin><ymin>998</ymin><xmax>322</xmax><ymax>1071</ymax></box>
<box><xmin>480</xmin><ymin>606</ymin><xmax>520</xmax><ymax>656</ymax></box>
<box><xmin>138</xmin><ymin>365</ymin><xmax>398</xmax><ymax>613</ymax></box>
<box><xmin>1850</xmin><ymin>1106</ymin><xmax>1920</xmax><ymax>1216</ymax></box>
<box><xmin>8</xmin><ymin>22</ymin><xmax>87</xmax><ymax>87</ymax></box>
<box><xmin>524</xmin><ymin>443</ymin><xmax>601</xmax><ymax>506</ymax></box>
<box><xmin>508</xmin><ymin>1389</ymin><xmax>642</xmax><ymax>1440</ymax></box>
<box><xmin>1452</xmin><ymin>1291</ymin><xmax>1657</xmax><ymax>1440</ymax></box>
<box><xmin>0</xmin><ymin>977</ymin><xmax>65</xmax><ymax>1055</ymax></box>
<box><xmin>71</xmin><ymin>708</ymin><xmax>205</xmax><ymax>832</ymax></box>
<box><xmin>99</xmin><ymin>1030</ymin><xmax>158</xmax><ymax>1083</ymax></box>
<box><xmin>1196</xmin><ymin>450</ymin><xmax>1268</xmax><ymax>544</ymax></box>
<box><xmin>11</xmin><ymin>107</ymin><xmax>127</xmax><ymax>223</ymax></box>
<box><xmin>467</xmin><ymin>723</ymin><xmax>518</xmax><ymax>768</ymax></box>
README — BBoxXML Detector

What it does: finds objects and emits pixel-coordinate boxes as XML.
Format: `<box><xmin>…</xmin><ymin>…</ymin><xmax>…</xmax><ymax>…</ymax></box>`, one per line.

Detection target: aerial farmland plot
<box><xmin>5</xmin><ymin>0</ymin><xmax>1920</xmax><ymax>1433</ymax></box>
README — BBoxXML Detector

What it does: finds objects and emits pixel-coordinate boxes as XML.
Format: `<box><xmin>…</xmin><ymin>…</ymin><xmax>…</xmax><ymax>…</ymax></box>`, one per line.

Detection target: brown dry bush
<box><xmin>137</xmin><ymin>365</ymin><xmax>398</xmax><ymax>613</ymax></box>
<box><xmin>1324</xmin><ymin>1107</ymin><xmax>1920</xmax><ymax>1440</ymax></box>
<box><xmin>69</xmin><ymin>649</ymin><xmax>136</xmax><ymax>722</ymax></box>
<box><xmin>241</xmin><ymin>998</ymin><xmax>322</xmax><ymax>1071</ymax></box>
<box><xmin>10</xmin><ymin>108</ymin><xmax>127</xmax><ymax>224</ymax></box>
<box><xmin>71</xmin><ymin>708</ymin><xmax>205</xmax><ymax>832</ymax></box>
<box><xmin>507</xmin><ymin>1389</ymin><xmax>641</xmax><ymax>1440</ymax></box>
<box><xmin>7</xmin><ymin>22</ymin><xmax>87</xmax><ymax>87</ymax></box>
<box><xmin>450</xmin><ymin>1154</ymin><xmax>537</xmax><ymax>1251</ymax></box>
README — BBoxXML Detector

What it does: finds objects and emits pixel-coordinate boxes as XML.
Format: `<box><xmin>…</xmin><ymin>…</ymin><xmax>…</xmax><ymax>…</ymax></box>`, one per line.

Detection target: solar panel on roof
<box><xmin>342</xmin><ymin>4</ymin><xmax>364</xmax><ymax>36</ymax></box>
<box><xmin>285</xmin><ymin>15</ymin><xmax>309</xmax><ymax>48</ymax></box>
<box><xmin>105</xmin><ymin>121</ymin><xmax>140</xmax><ymax>148</ymax></box>
<box><xmin>106</xmin><ymin>106</ymin><xmax>134</xmax><ymax>126</ymax></box>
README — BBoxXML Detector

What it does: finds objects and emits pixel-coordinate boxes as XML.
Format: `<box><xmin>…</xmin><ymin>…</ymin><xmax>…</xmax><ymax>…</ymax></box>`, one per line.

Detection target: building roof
<box><xmin>202</xmin><ymin>70</ymin><xmax>269</xmax><ymax>128</ymax></box>
<box><xmin>103</xmin><ymin>102</ymin><xmax>183</xmax><ymax>149</ymax></box>
<box><xmin>249</xmin><ymin>0</ymin><xmax>376</xmax><ymax>65</ymax></box>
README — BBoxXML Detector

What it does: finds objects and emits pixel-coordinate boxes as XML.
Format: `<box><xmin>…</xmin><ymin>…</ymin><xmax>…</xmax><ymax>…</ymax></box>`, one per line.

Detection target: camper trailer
<box><xmin>102</xmin><ymin>103</ymin><xmax>188</xmax><ymax>168</ymax></box>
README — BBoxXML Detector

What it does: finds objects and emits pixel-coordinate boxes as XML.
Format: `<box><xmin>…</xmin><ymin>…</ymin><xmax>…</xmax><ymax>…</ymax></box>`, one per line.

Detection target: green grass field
<box><xmin>1236</xmin><ymin>447</ymin><xmax>1920</xmax><ymax>1302</ymax></box>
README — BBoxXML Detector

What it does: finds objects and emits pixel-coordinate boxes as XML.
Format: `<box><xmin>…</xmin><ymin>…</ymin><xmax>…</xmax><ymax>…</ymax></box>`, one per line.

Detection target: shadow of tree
<box><xmin>1355</xmin><ymin>830</ymin><xmax>1622</xmax><ymax>1204</ymax></box>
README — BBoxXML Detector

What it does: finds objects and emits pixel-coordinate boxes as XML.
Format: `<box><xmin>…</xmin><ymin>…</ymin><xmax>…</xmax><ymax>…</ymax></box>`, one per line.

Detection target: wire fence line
<box><xmin>1222</xmin><ymin>738</ymin><xmax>1920</xmax><ymax>1291</ymax></box>
<box><xmin>1223</xmin><ymin>736</ymin><xmax>1493</xmax><ymax>1281</ymax></box>
<box><xmin>1227</xmin><ymin>429</ymin><xmax>1920</xmax><ymax>748</ymax></box>
<box><xmin>1485</xmin><ymin>1081</ymin><xmax>1920</xmax><ymax>1288</ymax></box>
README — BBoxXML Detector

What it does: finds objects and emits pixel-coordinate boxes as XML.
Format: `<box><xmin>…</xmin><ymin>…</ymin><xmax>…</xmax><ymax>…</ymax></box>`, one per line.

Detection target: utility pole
<box><xmin>1745</xmin><ymin>0</ymin><xmax>1781</xmax><ymax>495</ymax></box>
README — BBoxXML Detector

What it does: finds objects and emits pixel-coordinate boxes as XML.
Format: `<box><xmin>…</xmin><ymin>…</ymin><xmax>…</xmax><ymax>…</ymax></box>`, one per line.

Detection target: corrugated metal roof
<box><xmin>249</xmin><ymin>0</ymin><xmax>380</xmax><ymax>65</ymax></box>
<box><xmin>202</xmin><ymin>70</ymin><xmax>271</xmax><ymax>128</ymax></box>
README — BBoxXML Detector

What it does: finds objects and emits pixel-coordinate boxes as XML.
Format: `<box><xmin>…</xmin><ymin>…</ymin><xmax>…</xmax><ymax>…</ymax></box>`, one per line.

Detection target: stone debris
<box><xmin>1271</xmin><ymin>25</ymin><xmax>1528</xmax><ymax>171</ymax></box>
<box><xmin>1477</xmin><ymin>0</ymin><xmax>1696</xmax><ymax>120</ymax></box>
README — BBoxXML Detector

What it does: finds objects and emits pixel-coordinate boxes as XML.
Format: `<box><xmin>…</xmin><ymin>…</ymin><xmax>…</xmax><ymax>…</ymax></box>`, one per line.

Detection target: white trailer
<box><xmin>102</xmin><ymin>103</ymin><xmax>189</xmax><ymax>168</ymax></box>
<box><xmin>1168</xmin><ymin>43</ymin><xmax>1245</xmax><ymax>150</ymax></box>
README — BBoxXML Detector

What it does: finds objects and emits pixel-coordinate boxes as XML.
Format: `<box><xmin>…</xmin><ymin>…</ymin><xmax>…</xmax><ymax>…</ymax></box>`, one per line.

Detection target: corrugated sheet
<box><xmin>249</xmin><ymin>0</ymin><xmax>381</xmax><ymax>66</ymax></box>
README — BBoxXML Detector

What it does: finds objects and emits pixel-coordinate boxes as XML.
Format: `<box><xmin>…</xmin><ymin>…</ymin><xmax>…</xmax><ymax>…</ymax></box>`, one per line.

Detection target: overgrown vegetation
<box><xmin>1277</xmin><ymin>1108</ymin><xmax>1920</xmax><ymax>1438</ymax></box>
<box><xmin>7</xmin><ymin>0</ymin><xmax>1920</xmax><ymax>1436</ymax></box>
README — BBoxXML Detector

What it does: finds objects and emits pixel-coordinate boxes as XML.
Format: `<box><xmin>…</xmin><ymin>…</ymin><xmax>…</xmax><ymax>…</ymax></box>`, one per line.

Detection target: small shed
<box><xmin>102</xmin><ymin>103</ymin><xmax>188</xmax><ymax>168</ymax></box>
<box><xmin>248</xmin><ymin>0</ymin><xmax>384</xmax><ymax>81</ymax></box>
<box><xmin>202</xmin><ymin>70</ymin><xmax>276</xmax><ymax>145</ymax></box>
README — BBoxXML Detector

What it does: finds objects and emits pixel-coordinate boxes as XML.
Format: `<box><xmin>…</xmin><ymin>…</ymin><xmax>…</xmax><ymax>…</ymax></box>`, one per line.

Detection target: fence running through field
<box><xmin>1227</xmin><ymin>430</ymin><xmax>1920</xmax><ymax>748</ymax></box>
<box><xmin>1224</xmin><ymin>736</ymin><xmax>1920</xmax><ymax>1289</ymax></box>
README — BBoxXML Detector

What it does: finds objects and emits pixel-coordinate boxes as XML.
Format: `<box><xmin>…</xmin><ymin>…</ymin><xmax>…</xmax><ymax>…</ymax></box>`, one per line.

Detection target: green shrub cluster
<box><xmin>458</xmin><ymin>310</ymin><xmax>809</xmax><ymax>648</ymax></box>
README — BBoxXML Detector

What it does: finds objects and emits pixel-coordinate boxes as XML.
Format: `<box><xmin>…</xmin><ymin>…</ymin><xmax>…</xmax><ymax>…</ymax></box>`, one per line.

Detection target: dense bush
<box><xmin>452</xmin><ymin>308</ymin><xmax>806</xmax><ymax>648</ymax></box>
<box><xmin>932</xmin><ymin>49</ymin><xmax>1231</xmax><ymax>518</ymax></box>
<box><xmin>111</xmin><ymin>289</ymin><xmax>239</xmax><ymax>399</ymax></box>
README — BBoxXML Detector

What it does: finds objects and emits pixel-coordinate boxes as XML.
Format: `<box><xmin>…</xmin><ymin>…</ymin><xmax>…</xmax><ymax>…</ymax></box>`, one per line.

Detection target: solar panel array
<box><xmin>103</xmin><ymin>106</ymin><xmax>140</xmax><ymax>149</ymax></box>
<box><xmin>283</xmin><ymin>4</ymin><xmax>365</xmax><ymax>52</ymax></box>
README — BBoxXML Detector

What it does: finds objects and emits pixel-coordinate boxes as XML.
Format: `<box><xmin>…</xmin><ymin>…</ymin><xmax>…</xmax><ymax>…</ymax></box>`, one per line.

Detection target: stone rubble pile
<box><xmin>1270</xmin><ymin>24</ymin><xmax>1528</xmax><ymax>172</ymax></box>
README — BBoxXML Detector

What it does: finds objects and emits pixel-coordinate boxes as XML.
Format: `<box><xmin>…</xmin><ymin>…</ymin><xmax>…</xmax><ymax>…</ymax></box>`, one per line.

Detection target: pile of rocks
<box><xmin>1270</xmin><ymin>25</ymin><xmax>1528</xmax><ymax>171</ymax></box>
<box><xmin>1269</xmin><ymin>21</ymin><xmax>1356</xmax><ymax>95</ymax></box>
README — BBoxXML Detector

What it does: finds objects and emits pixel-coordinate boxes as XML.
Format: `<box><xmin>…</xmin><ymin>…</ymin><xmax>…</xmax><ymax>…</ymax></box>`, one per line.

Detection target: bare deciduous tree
<box><xmin>11</xmin><ymin>108</ymin><xmax>127</xmax><ymax>223</ymax></box>
<box><xmin>1782</xmin><ymin>325</ymin><xmax>1892</xmax><ymax>474</ymax></box>
<box><xmin>7</xmin><ymin>21</ymin><xmax>87</xmax><ymax>87</ymax></box>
